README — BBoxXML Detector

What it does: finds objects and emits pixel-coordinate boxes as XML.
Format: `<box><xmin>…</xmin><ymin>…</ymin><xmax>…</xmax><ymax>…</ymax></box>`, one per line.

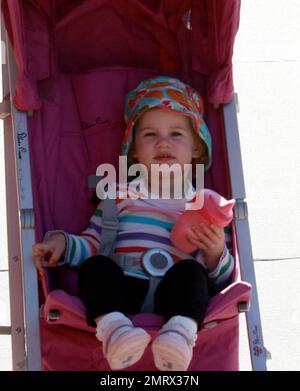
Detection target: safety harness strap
<box><xmin>100</xmin><ymin>198</ymin><xmax>160</xmax><ymax>313</ymax></box>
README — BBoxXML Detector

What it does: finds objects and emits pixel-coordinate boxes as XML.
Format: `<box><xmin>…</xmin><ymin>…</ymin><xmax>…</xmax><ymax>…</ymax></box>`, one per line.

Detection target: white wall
<box><xmin>233</xmin><ymin>0</ymin><xmax>300</xmax><ymax>260</ymax></box>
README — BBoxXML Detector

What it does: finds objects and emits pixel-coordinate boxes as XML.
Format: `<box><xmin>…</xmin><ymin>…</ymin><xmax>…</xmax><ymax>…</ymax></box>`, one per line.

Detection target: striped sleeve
<box><xmin>64</xmin><ymin>202</ymin><xmax>103</xmax><ymax>267</ymax></box>
<box><xmin>208</xmin><ymin>246</ymin><xmax>234</xmax><ymax>288</ymax></box>
<box><xmin>207</xmin><ymin>225</ymin><xmax>234</xmax><ymax>288</ymax></box>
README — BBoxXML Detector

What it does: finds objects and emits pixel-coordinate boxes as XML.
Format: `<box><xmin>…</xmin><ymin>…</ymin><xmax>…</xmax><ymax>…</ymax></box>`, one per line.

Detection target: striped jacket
<box><xmin>62</xmin><ymin>184</ymin><xmax>234</xmax><ymax>288</ymax></box>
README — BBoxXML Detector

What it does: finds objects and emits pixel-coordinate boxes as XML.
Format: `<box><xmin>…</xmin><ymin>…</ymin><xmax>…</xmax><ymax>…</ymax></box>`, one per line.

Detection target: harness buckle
<box><xmin>142</xmin><ymin>248</ymin><xmax>174</xmax><ymax>277</ymax></box>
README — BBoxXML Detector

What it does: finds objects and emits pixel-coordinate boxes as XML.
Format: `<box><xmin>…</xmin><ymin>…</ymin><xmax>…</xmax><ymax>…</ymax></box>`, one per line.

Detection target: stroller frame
<box><xmin>0</xmin><ymin>1</ymin><xmax>266</xmax><ymax>371</ymax></box>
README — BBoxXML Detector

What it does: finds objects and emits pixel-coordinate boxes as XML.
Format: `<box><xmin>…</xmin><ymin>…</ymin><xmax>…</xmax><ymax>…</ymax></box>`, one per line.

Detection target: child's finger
<box><xmin>197</xmin><ymin>224</ymin><xmax>219</xmax><ymax>242</ymax></box>
<box><xmin>47</xmin><ymin>248</ymin><xmax>61</xmax><ymax>267</ymax></box>
<box><xmin>188</xmin><ymin>236</ymin><xmax>206</xmax><ymax>250</ymax></box>
<box><xmin>32</xmin><ymin>242</ymin><xmax>51</xmax><ymax>255</ymax></box>
<box><xmin>32</xmin><ymin>244</ymin><xmax>44</xmax><ymax>255</ymax></box>
<box><xmin>191</xmin><ymin>227</ymin><xmax>213</xmax><ymax>249</ymax></box>
<box><xmin>209</xmin><ymin>224</ymin><xmax>224</xmax><ymax>239</ymax></box>
<box><xmin>33</xmin><ymin>254</ymin><xmax>45</xmax><ymax>275</ymax></box>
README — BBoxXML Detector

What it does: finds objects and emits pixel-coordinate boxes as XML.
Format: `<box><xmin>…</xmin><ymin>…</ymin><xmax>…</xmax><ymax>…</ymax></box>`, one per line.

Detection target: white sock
<box><xmin>164</xmin><ymin>315</ymin><xmax>198</xmax><ymax>345</ymax></box>
<box><xmin>96</xmin><ymin>312</ymin><xmax>133</xmax><ymax>343</ymax></box>
<box><xmin>165</xmin><ymin>315</ymin><xmax>197</xmax><ymax>332</ymax></box>
<box><xmin>152</xmin><ymin>315</ymin><xmax>198</xmax><ymax>371</ymax></box>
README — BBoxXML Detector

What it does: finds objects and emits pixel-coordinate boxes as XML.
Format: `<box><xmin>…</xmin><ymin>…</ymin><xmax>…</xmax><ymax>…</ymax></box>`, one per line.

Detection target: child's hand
<box><xmin>188</xmin><ymin>223</ymin><xmax>225</xmax><ymax>272</ymax></box>
<box><xmin>32</xmin><ymin>233</ymin><xmax>66</xmax><ymax>275</ymax></box>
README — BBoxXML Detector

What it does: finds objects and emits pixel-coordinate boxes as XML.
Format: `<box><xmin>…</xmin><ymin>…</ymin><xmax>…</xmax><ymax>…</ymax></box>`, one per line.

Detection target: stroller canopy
<box><xmin>2</xmin><ymin>0</ymin><xmax>240</xmax><ymax>111</ymax></box>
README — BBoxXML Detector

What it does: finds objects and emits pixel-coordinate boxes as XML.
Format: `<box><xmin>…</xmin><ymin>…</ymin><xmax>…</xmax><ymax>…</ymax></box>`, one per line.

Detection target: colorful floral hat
<box><xmin>122</xmin><ymin>76</ymin><xmax>212</xmax><ymax>170</ymax></box>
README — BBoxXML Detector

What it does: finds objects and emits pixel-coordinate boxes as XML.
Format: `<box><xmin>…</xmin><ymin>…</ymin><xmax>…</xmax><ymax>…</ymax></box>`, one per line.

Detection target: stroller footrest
<box><xmin>42</xmin><ymin>290</ymin><xmax>95</xmax><ymax>333</ymax></box>
<box><xmin>42</xmin><ymin>281</ymin><xmax>251</xmax><ymax>334</ymax></box>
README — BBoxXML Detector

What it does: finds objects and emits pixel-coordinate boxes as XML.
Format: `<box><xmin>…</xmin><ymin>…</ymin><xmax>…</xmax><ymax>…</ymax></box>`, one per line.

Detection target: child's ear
<box><xmin>192</xmin><ymin>146</ymin><xmax>201</xmax><ymax>159</ymax></box>
<box><xmin>130</xmin><ymin>144</ymin><xmax>137</xmax><ymax>159</ymax></box>
<box><xmin>132</xmin><ymin>147</ymin><xmax>137</xmax><ymax>158</ymax></box>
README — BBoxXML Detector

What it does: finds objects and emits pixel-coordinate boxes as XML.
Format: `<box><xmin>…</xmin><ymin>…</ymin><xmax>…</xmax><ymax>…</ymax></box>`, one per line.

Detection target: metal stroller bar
<box><xmin>223</xmin><ymin>96</ymin><xmax>267</xmax><ymax>371</ymax></box>
<box><xmin>1</xmin><ymin>24</ymin><xmax>42</xmax><ymax>371</ymax></box>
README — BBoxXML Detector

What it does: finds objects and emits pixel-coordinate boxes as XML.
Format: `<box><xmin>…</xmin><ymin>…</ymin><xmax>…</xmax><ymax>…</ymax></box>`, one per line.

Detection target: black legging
<box><xmin>78</xmin><ymin>255</ymin><xmax>209</xmax><ymax>328</ymax></box>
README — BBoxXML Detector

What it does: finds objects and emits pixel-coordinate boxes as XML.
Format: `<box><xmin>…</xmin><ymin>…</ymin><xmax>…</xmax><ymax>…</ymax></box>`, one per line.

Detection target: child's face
<box><xmin>133</xmin><ymin>108</ymin><xmax>199</xmax><ymax>172</ymax></box>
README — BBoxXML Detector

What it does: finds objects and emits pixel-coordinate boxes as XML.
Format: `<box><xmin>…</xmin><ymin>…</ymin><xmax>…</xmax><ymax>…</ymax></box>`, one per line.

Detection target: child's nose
<box><xmin>156</xmin><ymin>136</ymin><xmax>170</xmax><ymax>147</ymax></box>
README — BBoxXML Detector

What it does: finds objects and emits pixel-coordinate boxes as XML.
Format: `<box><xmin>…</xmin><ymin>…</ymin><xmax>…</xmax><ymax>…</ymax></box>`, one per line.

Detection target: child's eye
<box><xmin>171</xmin><ymin>131</ymin><xmax>183</xmax><ymax>137</ymax></box>
<box><xmin>144</xmin><ymin>131</ymin><xmax>156</xmax><ymax>137</ymax></box>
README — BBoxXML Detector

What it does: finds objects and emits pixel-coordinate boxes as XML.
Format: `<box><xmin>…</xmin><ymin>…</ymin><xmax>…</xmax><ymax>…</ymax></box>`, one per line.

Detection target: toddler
<box><xmin>32</xmin><ymin>76</ymin><xmax>234</xmax><ymax>371</ymax></box>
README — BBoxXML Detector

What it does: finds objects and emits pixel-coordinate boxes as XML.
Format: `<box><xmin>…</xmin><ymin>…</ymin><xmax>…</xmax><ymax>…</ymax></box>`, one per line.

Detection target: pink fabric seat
<box><xmin>41</xmin><ymin>280</ymin><xmax>251</xmax><ymax>371</ymax></box>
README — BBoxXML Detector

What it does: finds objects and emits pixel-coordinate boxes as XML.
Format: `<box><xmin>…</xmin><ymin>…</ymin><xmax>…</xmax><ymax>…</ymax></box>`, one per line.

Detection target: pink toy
<box><xmin>171</xmin><ymin>189</ymin><xmax>235</xmax><ymax>253</ymax></box>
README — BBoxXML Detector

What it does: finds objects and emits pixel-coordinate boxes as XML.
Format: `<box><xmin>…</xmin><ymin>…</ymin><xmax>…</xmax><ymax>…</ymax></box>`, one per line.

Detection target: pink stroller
<box><xmin>1</xmin><ymin>0</ymin><xmax>266</xmax><ymax>371</ymax></box>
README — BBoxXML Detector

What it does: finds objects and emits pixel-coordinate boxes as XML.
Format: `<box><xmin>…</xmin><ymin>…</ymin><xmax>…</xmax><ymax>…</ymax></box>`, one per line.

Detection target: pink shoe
<box><xmin>100</xmin><ymin>318</ymin><xmax>151</xmax><ymax>370</ymax></box>
<box><xmin>152</xmin><ymin>323</ymin><xmax>196</xmax><ymax>371</ymax></box>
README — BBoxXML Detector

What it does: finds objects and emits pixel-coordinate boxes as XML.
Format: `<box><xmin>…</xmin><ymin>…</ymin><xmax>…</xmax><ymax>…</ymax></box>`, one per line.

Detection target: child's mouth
<box><xmin>154</xmin><ymin>155</ymin><xmax>175</xmax><ymax>162</ymax></box>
